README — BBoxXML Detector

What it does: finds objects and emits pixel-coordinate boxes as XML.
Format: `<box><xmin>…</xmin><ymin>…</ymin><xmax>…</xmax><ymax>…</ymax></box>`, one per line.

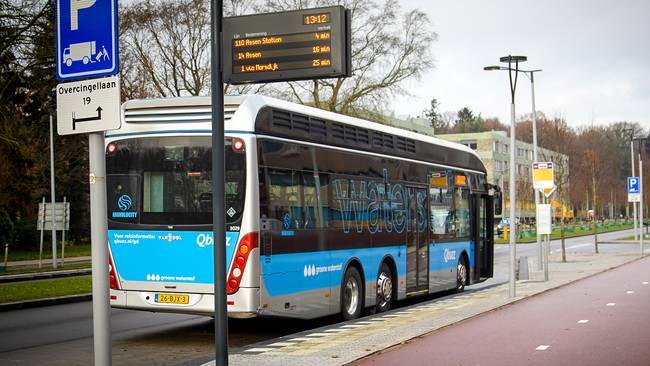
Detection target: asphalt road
<box><xmin>0</xmin><ymin>228</ymin><xmax>641</xmax><ymax>365</ymax></box>
<box><xmin>355</xmin><ymin>248</ymin><xmax>650</xmax><ymax>366</ymax></box>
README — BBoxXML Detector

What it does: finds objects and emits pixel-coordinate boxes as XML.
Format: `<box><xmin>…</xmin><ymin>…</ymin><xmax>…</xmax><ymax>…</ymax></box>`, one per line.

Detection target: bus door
<box><xmin>472</xmin><ymin>194</ymin><xmax>494</xmax><ymax>280</ymax></box>
<box><xmin>406</xmin><ymin>186</ymin><xmax>429</xmax><ymax>294</ymax></box>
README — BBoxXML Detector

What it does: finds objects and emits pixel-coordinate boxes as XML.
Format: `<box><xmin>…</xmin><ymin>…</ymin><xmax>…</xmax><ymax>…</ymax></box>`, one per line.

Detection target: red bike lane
<box><xmin>355</xmin><ymin>256</ymin><xmax>650</xmax><ymax>366</ymax></box>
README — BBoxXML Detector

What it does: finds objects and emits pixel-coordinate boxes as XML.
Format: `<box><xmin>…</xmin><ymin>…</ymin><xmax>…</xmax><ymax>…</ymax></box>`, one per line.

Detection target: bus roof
<box><xmin>115</xmin><ymin>95</ymin><xmax>484</xmax><ymax>173</ymax></box>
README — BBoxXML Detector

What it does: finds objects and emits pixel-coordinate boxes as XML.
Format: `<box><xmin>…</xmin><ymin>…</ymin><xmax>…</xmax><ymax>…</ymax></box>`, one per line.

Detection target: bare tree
<box><xmin>119</xmin><ymin>0</ymin><xmax>257</xmax><ymax>99</ymax></box>
<box><xmin>540</xmin><ymin>117</ymin><xmax>573</xmax><ymax>262</ymax></box>
<box><xmin>259</xmin><ymin>0</ymin><xmax>437</xmax><ymax>116</ymax></box>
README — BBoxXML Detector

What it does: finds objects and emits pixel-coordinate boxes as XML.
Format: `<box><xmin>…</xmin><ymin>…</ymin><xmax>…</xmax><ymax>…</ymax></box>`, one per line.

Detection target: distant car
<box><xmin>497</xmin><ymin>217</ymin><xmax>519</xmax><ymax>236</ymax></box>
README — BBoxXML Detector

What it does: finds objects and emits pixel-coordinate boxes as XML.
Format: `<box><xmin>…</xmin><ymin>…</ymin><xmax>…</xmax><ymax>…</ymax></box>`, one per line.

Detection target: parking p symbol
<box><xmin>70</xmin><ymin>0</ymin><xmax>97</xmax><ymax>30</ymax></box>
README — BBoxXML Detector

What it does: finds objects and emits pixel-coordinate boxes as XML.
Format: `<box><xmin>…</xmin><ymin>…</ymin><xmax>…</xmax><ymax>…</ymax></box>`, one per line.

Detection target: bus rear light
<box><xmin>108</xmin><ymin>250</ymin><xmax>120</xmax><ymax>290</ymax></box>
<box><xmin>232</xmin><ymin>138</ymin><xmax>245</xmax><ymax>152</ymax></box>
<box><xmin>227</xmin><ymin>301</ymin><xmax>234</xmax><ymax>306</ymax></box>
<box><xmin>226</xmin><ymin>232</ymin><xmax>258</xmax><ymax>295</ymax></box>
<box><xmin>232</xmin><ymin>267</ymin><xmax>242</xmax><ymax>278</ymax></box>
<box><xmin>106</xmin><ymin>143</ymin><xmax>117</xmax><ymax>155</ymax></box>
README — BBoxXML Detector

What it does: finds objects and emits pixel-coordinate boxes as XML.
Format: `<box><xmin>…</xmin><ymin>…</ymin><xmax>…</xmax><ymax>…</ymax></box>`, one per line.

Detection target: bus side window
<box><xmin>267</xmin><ymin>169</ymin><xmax>303</xmax><ymax>230</ymax></box>
<box><xmin>302</xmin><ymin>172</ymin><xmax>329</xmax><ymax>229</ymax></box>
<box><xmin>428</xmin><ymin>171</ymin><xmax>455</xmax><ymax>241</ymax></box>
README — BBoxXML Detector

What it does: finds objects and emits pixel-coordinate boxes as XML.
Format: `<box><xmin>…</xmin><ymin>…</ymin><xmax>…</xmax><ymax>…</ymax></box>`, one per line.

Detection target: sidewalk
<box><xmin>206</xmin><ymin>251</ymin><xmax>642</xmax><ymax>366</ymax></box>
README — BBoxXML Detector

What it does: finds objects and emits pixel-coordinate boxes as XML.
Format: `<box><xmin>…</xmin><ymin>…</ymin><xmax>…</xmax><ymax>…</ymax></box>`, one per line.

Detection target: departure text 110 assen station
<box><xmin>232</xmin><ymin>31</ymin><xmax>333</xmax><ymax>74</ymax></box>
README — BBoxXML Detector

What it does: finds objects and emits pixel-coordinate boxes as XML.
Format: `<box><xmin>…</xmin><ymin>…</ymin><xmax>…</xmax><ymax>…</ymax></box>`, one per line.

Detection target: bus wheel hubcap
<box><xmin>377</xmin><ymin>273</ymin><xmax>392</xmax><ymax>306</ymax></box>
<box><xmin>458</xmin><ymin>262</ymin><xmax>467</xmax><ymax>288</ymax></box>
<box><xmin>345</xmin><ymin>278</ymin><xmax>359</xmax><ymax>315</ymax></box>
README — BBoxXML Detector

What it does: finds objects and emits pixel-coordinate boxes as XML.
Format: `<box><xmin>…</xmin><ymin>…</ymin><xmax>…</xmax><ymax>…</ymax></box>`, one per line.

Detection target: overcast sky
<box><xmin>391</xmin><ymin>0</ymin><xmax>650</xmax><ymax>127</ymax></box>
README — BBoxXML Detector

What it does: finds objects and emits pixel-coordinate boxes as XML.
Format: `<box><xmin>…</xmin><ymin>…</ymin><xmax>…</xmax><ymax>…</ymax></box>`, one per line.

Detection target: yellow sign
<box><xmin>532</xmin><ymin>162</ymin><xmax>554</xmax><ymax>190</ymax></box>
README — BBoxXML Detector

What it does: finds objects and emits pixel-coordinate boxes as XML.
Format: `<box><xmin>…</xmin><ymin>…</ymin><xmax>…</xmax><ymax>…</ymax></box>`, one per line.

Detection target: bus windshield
<box><xmin>106</xmin><ymin>136</ymin><xmax>246</xmax><ymax>226</ymax></box>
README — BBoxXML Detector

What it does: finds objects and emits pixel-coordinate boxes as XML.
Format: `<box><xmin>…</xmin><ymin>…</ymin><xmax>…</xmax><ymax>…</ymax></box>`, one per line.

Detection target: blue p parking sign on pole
<box><xmin>628</xmin><ymin>177</ymin><xmax>640</xmax><ymax>203</ymax></box>
<box><xmin>56</xmin><ymin>0</ymin><xmax>119</xmax><ymax>80</ymax></box>
<box><xmin>628</xmin><ymin>177</ymin><xmax>640</xmax><ymax>194</ymax></box>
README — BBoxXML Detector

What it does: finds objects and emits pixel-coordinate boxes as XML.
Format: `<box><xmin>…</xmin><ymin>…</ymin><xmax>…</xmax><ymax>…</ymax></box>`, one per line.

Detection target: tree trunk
<box><xmin>592</xmin><ymin>174</ymin><xmax>599</xmax><ymax>253</ymax></box>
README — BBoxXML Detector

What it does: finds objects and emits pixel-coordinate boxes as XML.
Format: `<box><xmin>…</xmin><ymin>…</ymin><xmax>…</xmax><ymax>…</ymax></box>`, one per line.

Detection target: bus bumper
<box><xmin>109</xmin><ymin>287</ymin><xmax>260</xmax><ymax>318</ymax></box>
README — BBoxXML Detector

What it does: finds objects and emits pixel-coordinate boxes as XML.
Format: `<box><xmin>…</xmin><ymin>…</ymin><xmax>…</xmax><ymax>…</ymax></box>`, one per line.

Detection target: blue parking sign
<box><xmin>628</xmin><ymin>177</ymin><xmax>640</xmax><ymax>194</ymax></box>
<box><xmin>56</xmin><ymin>0</ymin><xmax>118</xmax><ymax>80</ymax></box>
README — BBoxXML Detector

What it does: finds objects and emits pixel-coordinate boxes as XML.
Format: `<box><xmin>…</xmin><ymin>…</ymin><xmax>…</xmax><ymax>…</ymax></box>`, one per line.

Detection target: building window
<box><xmin>461</xmin><ymin>140</ymin><xmax>478</xmax><ymax>150</ymax></box>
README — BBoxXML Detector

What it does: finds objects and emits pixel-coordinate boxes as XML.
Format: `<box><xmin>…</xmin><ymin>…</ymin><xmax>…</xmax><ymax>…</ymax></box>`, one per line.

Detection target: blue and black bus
<box><xmin>106</xmin><ymin>95</ymin><xmax>497</xmax><ymax>320</ymax></box>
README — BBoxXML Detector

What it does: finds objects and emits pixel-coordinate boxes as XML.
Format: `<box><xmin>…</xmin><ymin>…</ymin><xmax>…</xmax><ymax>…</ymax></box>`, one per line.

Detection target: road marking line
<box><xmin>643</xmin><ymin>281</ymin><xmax>648</xmax><ymax>285</ymax></box>
<box><xmin>577</xmin><ymin>319</ymin><xmax>589</xmax><ymax>324</ymax></box>
<box><xmin>306</xmin><ymin>332</ymin><xmax>330</xmax><ymax>337</ymax></box>
<box><xmin>355</xmin><ymin>321</ymin><xmax>375</xmax><ymax>324</ymax></box>
<box><xmin>536</xmin><ymin>345</ymin><xmax>550</xmax><ymax>351</ymax></box>
<box><xmin>268</xmin><ymin>342</ymin><xmax>296</xmax><ymax>347</ymax></box>
<box><xmin>370</xmin><ymin>317</ymin><xmax>387</xmax><ymax>321</ymax></box>
<box><xmin>626</xmin><ymin>290</ymin><xmax>635</xmax><ymax>294</ymax></box>
<box><xmin>341</xmin><ymin>324</ymin><xmax>364</xmax><ymax>328</ymax></box>
<box><xmin>324</xmin><ymin>329</ymin><xmax>346</xmax><ymax>332</ymax></box>
<box><xmin>381</xmin><ymin>314</ymin><xmax>400</xmax><ymax>318</ymax></box>
<box><xmin>245</xmin><ymin>347</ymin><xmax>274</xmax><ymax>353</ymax></box>
<box><xmin>606</xmin><ymin>303</ymin><xmax>616</xmax><ymax>306</ymax></box>
<box><xmin>290</xmin><ymin>337</ymin><xmax>314</xmax><ymax>341</ymax></box>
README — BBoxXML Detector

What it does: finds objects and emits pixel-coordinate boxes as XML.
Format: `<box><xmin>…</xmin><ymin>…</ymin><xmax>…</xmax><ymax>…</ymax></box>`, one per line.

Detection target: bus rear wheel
<box><xmin>456</xmin><ymin>257</ymin><xmax>468</xmax><ymax>292</ymax></box>
<box><xmin>375</xmin><ymin>263</ymin><xmax>393</xmax><ymax>313</ymax></box>
<box><xmin>341</xmin><ymin>266</ymin><xmax>363</xmax><ymax>320</ymax></box>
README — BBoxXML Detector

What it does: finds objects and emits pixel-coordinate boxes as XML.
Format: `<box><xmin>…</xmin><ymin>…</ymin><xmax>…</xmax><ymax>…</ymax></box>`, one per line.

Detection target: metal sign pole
<box><xmin>89</xmin><ymin>132</ymin><xmax>111</xmax><ymax>365</ymax></box>
<box><xmin>211</xmin><ymin>0</ymin><xmax>228</xmax><ymax>364</ymax></box>
<box><xmin>631</xmin><ymin>141</ymin><xmax>638</xmax><ymax>240</ymax></box>
<box><xmin>39</xmin><ymin>197</ymin><xmax>45</xmax><ymax>268</ymax></box>
<box><xmin>62</xmin><ymin>196</ymin><xmax>67</xmax><ymax>266</ymax></box>
<box><xmin>640</xmin><ymin>152</ymin><xmax>644</xmax><ymax>256</ymax></box>
<box><xmin>50</xmin><ymin>115</ymin><xmax>58</xmax><ymax>269</ymax></box>
<box><xmin>544</xmin><ymin>195</ymin><xmax>549</xmax><ymax>281</ymax></box>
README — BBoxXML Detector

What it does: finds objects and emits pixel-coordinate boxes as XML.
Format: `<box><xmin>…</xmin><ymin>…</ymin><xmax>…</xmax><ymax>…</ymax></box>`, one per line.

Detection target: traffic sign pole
<box><xmin>89</xmin><ymin>132</ymin><xmax>111</xmax><ymax>365</ymax></box>
<box><xmin>211</xmin><ymin>0</ymin><xmax>229</xmax><ymax>364</ymax></box>
<box><xmin>631</xmin><ymin>142</ymin><xmax>638</xmax><ymax>240</ymax></box>
<box><xmin>640</xmin><ymin>155</ymin><xmax>644</xmax><ymax>256</ymax></box>
<box><xmin>50</xmin><ymin>115</ymin><xmax>58</xmax><ymax>269</ymax></box>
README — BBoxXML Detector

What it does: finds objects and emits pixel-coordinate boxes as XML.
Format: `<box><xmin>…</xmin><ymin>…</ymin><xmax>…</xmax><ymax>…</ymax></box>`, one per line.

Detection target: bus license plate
<box><xmin>154</xmin><ymin>294</ymin><xmax>189</xmax><ymax>305</ymax></box>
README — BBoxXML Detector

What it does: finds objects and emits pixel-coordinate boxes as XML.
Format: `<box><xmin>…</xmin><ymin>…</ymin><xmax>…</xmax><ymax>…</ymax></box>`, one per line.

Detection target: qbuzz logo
<box><xmin>117</xmin><ymin>194</ymin><xmax>132</xmax><ymax>211</ymax></box>
<box><xmin>196</xmin><ymin>233</ymin><xmax>213</xmax><ymax>248</ymax></box>
<box><xmin>443</xmin><ymin>248</ymin><xmax>457</xmax><ymax>263</ymax></box>
<box><xmin>196</xmin><ymin>233</ymin><xmax>232</xmax><ymax>248</ymax></box>
<box><xmin>283</xmin><ymin>213</ymin><xmax>292</xmax><ymax>230</ymax></box>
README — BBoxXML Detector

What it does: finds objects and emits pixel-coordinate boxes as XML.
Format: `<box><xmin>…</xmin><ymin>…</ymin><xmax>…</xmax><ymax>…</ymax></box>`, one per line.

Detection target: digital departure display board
<box><xmin>223</xmin><ymin>6</ymin><xmax>351</xmax><ymax>84</ymax></box>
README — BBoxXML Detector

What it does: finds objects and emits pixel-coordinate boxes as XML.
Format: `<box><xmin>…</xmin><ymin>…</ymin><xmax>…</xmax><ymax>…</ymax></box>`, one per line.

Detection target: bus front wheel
<box><xmin>341</xmin><ymin>266</ymin><xmax>363</xmax><ymax>320</ymax></box>
<box><xmin>375</xmin><ymin>263</ymin><xmax>393</xmax><ymax>313</ymax></box>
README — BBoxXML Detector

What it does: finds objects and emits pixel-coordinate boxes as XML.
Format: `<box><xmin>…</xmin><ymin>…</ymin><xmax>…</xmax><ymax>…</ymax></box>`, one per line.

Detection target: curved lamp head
<box><xmin>500</xmin><ymin>55</ymin><xmax>527</xmax><ymax>63</ymax></box>
<box><xmin>484</xmin><ymin>65</ymin><xmax>507</xmax><ymax>71</ymax></box>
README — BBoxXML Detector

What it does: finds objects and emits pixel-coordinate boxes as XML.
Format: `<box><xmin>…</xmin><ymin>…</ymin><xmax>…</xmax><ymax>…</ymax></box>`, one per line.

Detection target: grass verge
<box><xmin>495</xmin><ymin>224</ymin><xmax>634</xmax><ymax>244</ymax></box>
<box><xmin>0</xmin><ymin>276</ymin><xmax>91</xmax><ymax>304</ymax></box>
<box><xmin>5</xmin><ymin>243</ymin><xmax>91</xmax><ymax>262</ymax></box>
<box><xmin>0</xmin><ymin>262</ymin><xmax>91</xmax><ymax>276</ymax></box>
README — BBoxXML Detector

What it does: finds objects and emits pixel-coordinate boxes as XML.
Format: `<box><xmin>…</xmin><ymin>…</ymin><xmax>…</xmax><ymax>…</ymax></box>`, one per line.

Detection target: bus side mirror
<box><xmin>494</xmin><ymin>191</ymin><xmax>503</xmax><ymax>216</ymax></box>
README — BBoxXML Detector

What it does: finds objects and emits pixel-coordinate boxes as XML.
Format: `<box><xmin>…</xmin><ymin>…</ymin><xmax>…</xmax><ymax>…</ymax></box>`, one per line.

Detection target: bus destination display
<box><xmin>223</xmin><ymin>7</ymin><xmax>351</xmax><ymax>84</ymax></box>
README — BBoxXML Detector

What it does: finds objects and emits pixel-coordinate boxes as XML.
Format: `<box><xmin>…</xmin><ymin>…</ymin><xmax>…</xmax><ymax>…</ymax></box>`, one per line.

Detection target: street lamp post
<box><xmin>624</xmin><ymin>129</ymin><xmax>638</xmax><ymax>241</ymax></box>
<box><xmin>633</xmin><ymin>137</ymin><xmax>646</xmax><ymax>256</ymax></box>
<box><xmin>485</xmin><ymin>55</ymin><xmax>527</xmax><ymax>298</ymax></box>
<box><xmin>484</xmin><ymin>65</ymin><xmax>543</xmax><ymax>269</ymax></box>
